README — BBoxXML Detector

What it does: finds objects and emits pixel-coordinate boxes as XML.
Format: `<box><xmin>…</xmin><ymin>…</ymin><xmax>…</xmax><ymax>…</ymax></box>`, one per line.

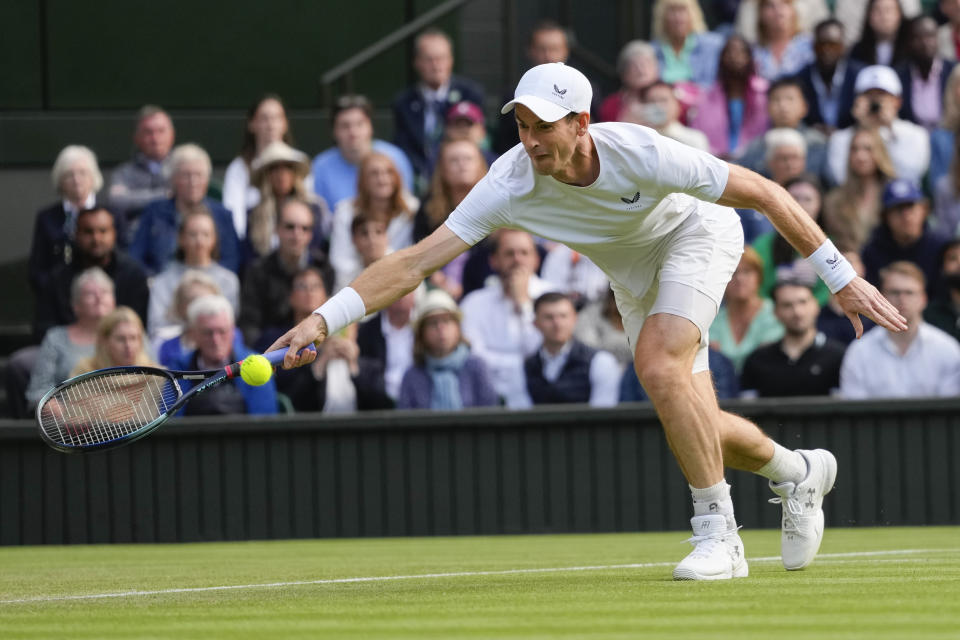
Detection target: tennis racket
<box><xmin>35</xmin><ymin>346</ymin><xmax>313</xmax><ymax>454</ymax></box>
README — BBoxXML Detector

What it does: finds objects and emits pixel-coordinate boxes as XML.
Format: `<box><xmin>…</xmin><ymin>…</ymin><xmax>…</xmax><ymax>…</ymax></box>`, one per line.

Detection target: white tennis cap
<box><xmin>854</xmin><ymin>65</ymin><xmax>902</xmax><ymax>97</ymax></box>
<box><xmin>501</xmin><ymin>62</ymin><xmax>592</xmax><ymax>122</ymax></box>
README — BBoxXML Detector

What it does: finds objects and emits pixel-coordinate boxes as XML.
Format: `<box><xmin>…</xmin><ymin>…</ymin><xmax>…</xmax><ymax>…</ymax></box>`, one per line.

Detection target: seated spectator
<box><xmin>933</xmin><ymin>120</ymin><xmax>960</xmax><ymax>239</ymax></box>
<box><xmin>222</xmin><ymin>94</ymin><xmax>293</xmax><ymax>240</ymax></box>
<box><xmin>520</xmin><ymin>292</ymin><xmax>620</xmax><ymax>407</ymax></box>
<box><xmin>25</xmin><ymin>268</ymin><xmax>116</xmax><ymax>409</ymax></box>
<box><xmin>896</xmin><ymin>15</ymin><xmax>956</xmax><ymax>131</ymax></box>
<box><xmin>709</xmin><ymin>247</ymin><xmax>785</xmax><ymax>373</ymax></box>
<box><xmin>835</xmin><ymin>0</ymin><xmax>920</xmax><ymax>49</ymax></box>
<box><xmin>651</xmin><ymin>0</ymin><xmax>724</xmax><ymax>87</ymax></box>
<box><xmin>106</xmin><ymin>105</ymin><xmax>174</xmax><ymax>231</ymax></box>
<box><xmin>29</xmin><ymin>145</ymin><xmax>106</xmax><ymax>293</ymax></box>
<box><xmin>336</xmin><ymin>216</ymin><xmax>390</xmax><ymax>293</ymax></box>
<box><xmin>599</xmin><ymin>40</ymin><xmax>662</xmax><ymax>123</ymax></box>
<box><xmin>752</xmin><ymin>174</ymin><xmax>830</xmax><ymax>304</ymax></box>
<box><xmin>863</xmin><ymin>178</ymin><xmax>949</xmax><ymax>295</ymax></box>
<box><xmin>148</xmin><ymin>209</ymin><xmax>240</xmax><ymax>343</ymax></box>
<box><xmin>763</xmin><ymin>128</ymin><xmax>808</xmax><ymax>186</ymax></box>
<box><xmin>840</xmin><ymin>261</ymin><xmax>960</xmax><ymax>397</ymax></box>
<box><xmin>256</xmin><ymin>266</ymin><xmax>327</xmax><ymax>353</ymax></box>
<box><xmin>329</xmin><ymin>153</ymin><xmax>417</xmax><ymax>291</ymax></box>
<box><xmin>795</xmin><ymin>19</ymin><xmax>864</xmax><ymax>133</ymax></box>
<box><xmin>822</xmin><ymin>127</ymin><xmax>896</xmax><ymax>252</ymax></box>
<box><xmin>734</xmin><ymin>0</ymin><xmax>828</xmax><ymax>43</ymax></box>
<box><xmin>689</xmin><ymin>34</ymin><xmax>770</xmax><ymax>158</ymax></box>
<box><xmin>928</xmin><ymin>64</ymin><xmax>960</xmax><ymax>195</ymax></box>
<box><xmin>392</xmin><ymin>28</ymin><xmax>485</xmax><ymax>193</ymax></box>
<box><xmin>737</xmin><ymin>78</ymin><xmax>827</xmax><ymax>178</ymax></box>
<box><xmin>817</xmin><ymin>250</ymin><xmax>876</xmax><ymax>344</ymax></box>
<box><xmin>629</xmin><ymin>81</ymin><xmax>710</xmax><ymax>151</ymax></box>
<box><xmin>826</xmin><ymin>65</ymin><xmax>930</xmax><ymax>185</ymax></box>
<box><xmin>740</xmin><ymin>278</ymin><xmax>846</xmax><ymax>397</ymax></box>
<box><xmin>940</xmin><ymin>0</ymin><xmax>960</xmax><ymax>61</ymax></box>
<box><xmin>459</xmin><ymin>230</ymin><xmax>556</xmax><ymax>407</ymax></box>
<box><xmin>574</xmin><ymin>288</ymin><xmax>632</xmax><ymax>368</ymax></box>
<box><xmin>849</xmin><ymin>0</ymin><xmax>911</xmax><ymax>68</ymax></box>
<box><xmin>239</xmin><ymin>198</ymin><xmax>333</xmax><ymax>349</ymax></box>
<box><xmin>751</xmin><ymin>0</ymin><xmax>814</xmax><ymax>81</ymax></box>
<box><xmin>397</xmin><ymin>289</ymin><xmax>497</xmax><ymax>410</ymax></box>
<box><xmin>130</xmin><ymin>144</ymin><xmax>240</xmax><ymax>275</ymax></box>
<box><xmin>174</xmin><ymin>295</ymin><xmax>277</xmax><ymax>415</ymax></box>
<box><xmin>540</xmin><ymin>245</ymin><xmax>609</xmax><ymax>308</ymax></box>
<box><xmin>246</xmin><ymin>140</ymin><xmax>329</xmax><ymax>262</ymax></box>
<box><xmin>155</xmin><ymin>271</ymin><xmax>243</xmax><ymax>366</ymax></box>
<box><xmin>35</xmin><ymin>206</ymin><xmax>149</xmax><ymax>341</ymax></box>
<box><xmin>620</xmin><ymin>348</ymin><xmax>739</xmax><ymax>401</ymax></box>
<box><xmin>444</xmin><ymin>101</ymin><xmax>497</xmax><ymax>166</ymax></box>
<box><xmin>924</xmin><ymin>239</ymin><xmax>960</xmax><ymax>341</ymax></box>
<box><xmin>70</xmin><ymin>306</ymin><xmax>156</xmax><ymax>376</ymax></box>
<box><xmin>312</xmin><ymin>95</ymin><xmax>414</xmax><ymax>210</ymax></box>
<box><xmin>357</xmin><ymin>289</ymin><xmax>419</xmax><ymax>403</ymax></box>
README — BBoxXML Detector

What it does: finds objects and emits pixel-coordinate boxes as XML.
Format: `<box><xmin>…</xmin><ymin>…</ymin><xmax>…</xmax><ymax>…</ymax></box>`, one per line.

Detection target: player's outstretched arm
<box><xmin>716</xmin><ymin>163</ymin><xmax>907</xmax><ymax>337</ymax></box>
<box><xmin>267</xmin><ymin>224</ymin><xmax>471</xmax><ymax>368</ymax></box>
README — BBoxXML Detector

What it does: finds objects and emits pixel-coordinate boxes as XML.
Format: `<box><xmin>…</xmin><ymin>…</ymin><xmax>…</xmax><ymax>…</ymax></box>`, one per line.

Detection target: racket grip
<box><xmin>263</xmin><ymin>344</ymin><xmax>317</xmax><ymax>367</ymax></box>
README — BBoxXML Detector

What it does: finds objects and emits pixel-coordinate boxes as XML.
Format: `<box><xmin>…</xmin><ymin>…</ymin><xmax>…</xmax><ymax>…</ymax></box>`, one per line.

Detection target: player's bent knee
<box><xmin>633</xmin><ymin>354</ymin><xmax>692</xmax><ymax>400</ymax></box>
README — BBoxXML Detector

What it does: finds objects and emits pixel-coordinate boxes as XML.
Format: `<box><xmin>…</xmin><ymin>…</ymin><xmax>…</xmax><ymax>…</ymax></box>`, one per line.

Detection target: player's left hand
<box><xmin>834</xmin><ymin>276</ymin><xmax>907</xmax><ymax>338</ymax></box>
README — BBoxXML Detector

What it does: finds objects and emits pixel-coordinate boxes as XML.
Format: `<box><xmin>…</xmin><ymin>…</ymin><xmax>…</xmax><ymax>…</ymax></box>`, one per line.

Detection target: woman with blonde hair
<box><xmin>752</xmin><ymin>0</ymin><xmax>814</xmax><ymax>81</ymax></box>
<box><xmin>650</xmin><ymin>0</ymin><xmax>724</xmax><ymax>87</ymax></box>
<box><xmin>822</xmin><ymin>127</ymin><xmax>897</xmax><ymax>252</ymax></box>
<box><xmin>70</xmin><ymin>306</ymin><xmax>156</xmax><ymax>376</ymax></box>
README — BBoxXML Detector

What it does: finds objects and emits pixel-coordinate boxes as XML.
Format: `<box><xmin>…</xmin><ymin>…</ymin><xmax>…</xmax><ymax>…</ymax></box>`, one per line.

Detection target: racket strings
<box><xmin>38</xmin><ymin>371</ymin><xmax>180</xmax><ymax>448</ymax></box>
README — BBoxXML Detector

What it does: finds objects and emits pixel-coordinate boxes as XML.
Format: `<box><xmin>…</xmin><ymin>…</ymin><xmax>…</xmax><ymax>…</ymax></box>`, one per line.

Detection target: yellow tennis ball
<box><xmin>240</xmin><ymin>354</ymin><xmax>273</xmax><ymax>386</ymax></box>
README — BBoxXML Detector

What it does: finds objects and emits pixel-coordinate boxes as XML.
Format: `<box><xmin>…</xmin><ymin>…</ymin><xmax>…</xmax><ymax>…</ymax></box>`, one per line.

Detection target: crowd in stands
<box><xmin>10</xmin><ymin>1</ymin><xmax>960</xmax><ymax>419</ymax></box>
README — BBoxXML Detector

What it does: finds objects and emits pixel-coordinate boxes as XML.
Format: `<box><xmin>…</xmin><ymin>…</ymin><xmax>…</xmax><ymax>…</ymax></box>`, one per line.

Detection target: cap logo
<box><xmin>553</xmin><ymin>84</ymin><xmax>567</xmax><ymax>99</ymax></box>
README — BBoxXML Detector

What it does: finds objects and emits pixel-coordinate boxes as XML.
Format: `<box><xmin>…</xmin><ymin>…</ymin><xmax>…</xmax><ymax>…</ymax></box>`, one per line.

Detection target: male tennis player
<box><xmin>269</xmin><ymin>63</ymin><xmax>907</xmax><ymax>580</ymax></box>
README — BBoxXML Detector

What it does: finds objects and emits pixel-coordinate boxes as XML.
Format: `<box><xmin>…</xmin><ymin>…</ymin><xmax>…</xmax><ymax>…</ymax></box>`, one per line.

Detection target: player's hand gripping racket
<box><xmin>35</xmin><ymin>346</ymin><xmax>313</xmax><ymax>453</ymax></box>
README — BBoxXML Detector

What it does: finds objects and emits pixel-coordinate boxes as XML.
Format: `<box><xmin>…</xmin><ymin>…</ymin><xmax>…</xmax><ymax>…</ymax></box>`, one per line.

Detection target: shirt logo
<box><xmin>621</xmin><ymin>192</ymin><xmax>641</xmax><ymax>204</ymax></box>
<box><xmin>553</xmin><ymin>84</ymin><xmax>567</xmax><ymax>99</ymax></box>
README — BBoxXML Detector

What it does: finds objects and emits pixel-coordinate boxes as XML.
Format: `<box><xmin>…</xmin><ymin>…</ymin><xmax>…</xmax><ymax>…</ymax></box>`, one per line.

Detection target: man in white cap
<box><xmin>825</xmin><ymin>64</ymin><xmax>930</xmax><ymax>185</ymax></box>
<box><xmin>271</xmin><ymin>62</ymin><xmax>907</xmax><ymax>580</ymax></box>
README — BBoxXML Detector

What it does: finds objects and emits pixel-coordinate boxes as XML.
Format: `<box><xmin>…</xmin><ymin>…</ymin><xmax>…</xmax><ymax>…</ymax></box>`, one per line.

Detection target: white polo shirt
<box><xmin>445</xmin><ymin>122</ymin><xmax>731</xmax><ymax>298</ymax></box>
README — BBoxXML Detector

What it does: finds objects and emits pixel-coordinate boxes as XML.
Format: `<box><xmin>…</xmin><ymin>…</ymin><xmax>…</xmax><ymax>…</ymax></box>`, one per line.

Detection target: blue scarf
<box><xmin>425</xmin><ymin>344</ymin><xmax>470</xmax><ymax>410</ymax></box>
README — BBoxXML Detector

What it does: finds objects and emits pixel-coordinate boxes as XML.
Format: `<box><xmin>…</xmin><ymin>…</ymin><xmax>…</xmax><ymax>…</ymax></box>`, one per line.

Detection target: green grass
<box><xmin>0</xmin><ymin>527</ymin><xmax>958</xmax><ymax>639</ymax></box>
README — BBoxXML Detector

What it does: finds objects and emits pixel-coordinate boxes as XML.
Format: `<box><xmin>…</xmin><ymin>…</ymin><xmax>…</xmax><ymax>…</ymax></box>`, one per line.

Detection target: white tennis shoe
<box><xmin>768</xmin><ymin>448</ymin><xmax>838</xmax><ymax>570</ymax></box>
<box><xmin>673</xmin><ymin>514</ymin><xmax>749</xmax><ymax>581</ymax></box>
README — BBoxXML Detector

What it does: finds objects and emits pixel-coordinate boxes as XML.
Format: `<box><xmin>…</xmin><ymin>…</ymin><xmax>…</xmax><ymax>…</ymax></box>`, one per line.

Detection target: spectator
<box><xmin>763</xmin><ymin>128</ymin><xmax>808</xmax><ymax>186</ymax></box>
<box><xmin>397</xmin><ymin>289</ymin><xmax>498</xmax><ymax>410</ymax></box>
<box><xmin>414</xmin><ymin>139</ymin><xmax>488</xmax><ymax>299</ymax></box>
<box><xmin>795</xmin><ymin>19</ymin><xmax>865</xmax><ymax>133</ymax></box>
<box><xmin>35</xmin><ymin>206</ymin><xmax>149</xmax><ymax>341</ymax></box>
<box><xmin>444</xmin><ymin>101</ymin><xmax>497</xmax><ymax>166</ymax></box>
<box><xmin>311</xmin><ymin>94</ymin><xmax>414</xmax><ymax>210</ymax></box>
<box><xmin>817</xmin><ymin>250</ymin><xmax>876</xmax><ymax>344</ymax></box>
<box><xmin>155</xmin><ymin>270</ymin><xmax>241</xmax><ymax>367</ymax></box>
<box><xmin>826</xmin><ymin>65</ymin><xmax>930</xmax><ymax>185</ymax></box>
<box><xmin>934</xmin><ymin>129</ymin><xmax>960</xmax><ymax>238</ymax></box>
<box><xmin>862</xmin><ymin>178</ymin><xmax>949</xmax><ymax>295</ymax></box>
<box><xmin>929</xmin><ymin>64</ymin><xmax>960</xmax><ymax>194</ymax></box>
<box><xmin>357</xmin><ymin>289</ymin><xmax>419</xmax><ymax>402</ymax></box>
<box><xmin>329</xmin><ymin>153</ymin><xmax>418</xmax><ymax>291</ymax></box>
<box><xmin>849</xmin><ymin>0</ymin><xmax>911</xmax><ymax>67</ymax></box>
<box><xmin>753</xmin><ymin>174</ymin><xmax>831</xmax><ymax>304</ymax></box>
<box><xmin>650</xmin><ymin>0</ymin><xmax>725</xmax><ymax>86</ymax></box>
<box><xmin>459</xmin><ymin>229</ymin><xmax>556</xmax><ymax>408</ymax></box>
<box><xmin>737</xmin><ymin>78</ymin><xmax>828</xmax><ymax>178</ymax></box>
<box><xmin>29</xmin><ymin>145</ymin><xmax>106</xmax><ymax>293</ymax></box>
<box><xmin>25</xmin><ymin>268</ymin><xmax>116</xmax><ymax>409</ymax></box>
<box><xmin>174</xmin><ymin>294</ymin><xmax>277</xmax><ymax>415</ymax></box>
<box><xmin>620</xmin><ymin>348</ymin><xmax>739</xmax><ymax>401</ymax></box>
<box><xmin>70</xmin><ymin>306</ymin><xmax>156</xmax><ymax>376</ymax></box>
<box><xmin>520</xmin><ymin>292</ymin><xmax>620</xmax><ymax>407</ymax></box>
<box><xmin>246</xmin><ymin>140</ymin><xmax>329</xmax><ymax>262</ymax></box>
<box><xmin>630</xmin><ymin>81</ymin><xmax>710</xmax><ymax>151</ymax></box>
<box><xmin>709</xmin><ymin>247</ymin><xmax>785</xmax><ymax>373</ymax></box>
<box><xmin>392</xmin><ymin>28</ymin><xmax>485</xmax><ymax>193</ymax></box>
<box><xmin>598</xmin><ymin>40</ymin><xmax>662</xmax><ymax>124</ymax></box>
<box><xmin>347</xmin><ymin>215</ymin><xmax>389</xmax><ymax>275</ymax></box>
<box><xmin>107</xmin><ymin>105</ymin><xmax>174</xmax><ymax>230</ymax></box>
<box><xmin>925</xmin><ymin>239</ymin><xmax>960</xmax><ymax>341</ymax></box>
<box><xmin>222</xmin><ymin>94</ymin><xmax>292</xmax><ymax>240</ymax></box>
<box><xmin>239</xmin><ymin>198</ymin><xmax>333</xmax><ymax>349</ymax></box>
<box><xmin>540</xmin><ymin>244</ymin><xmax>610</xmax><ymax>309</ymax></box>
<box><xmin>940</xmin><ymin>0</ymin><xmax>960</xmax><ymax>61</ymax></box>
<box><xmin>751</xmin><ymin>0</ymin><xmax>815</xmax><ymax>81</ymax></box>
<box><xmin>574</xmin><ymin>288</ymin><xmax>633</xmax><ymax>368</ymax></box>
<box><xmin>896</xmin><ymin>15</ymin><xmax>956</xmax><ymax>130</ymax></box>
<box><xmin>734</xmin><ymin>0</ymin><xmax>829</xmax><ymax>43</ymax></box>
<box><xmin>740</xmin><ymin>279</ymin><xmax>846</xmax><ymax>397</ymax></box>
<box><xmin>689</xmin><ymin>34</ymin><xmax>770</xmax><ymax>158</ymax></box>
<box><xmin>835</xmin><ymin>0</ymin><xmax>920</xmax><ymax>47</ymax></box>
<box><xmin>147</xmin><ymin>209</ymin><xmax>240</xmax><ymax>344</ymax></box>
<box><xmin>840</xmin><ymin>261</ymin><xmax>960</xmax><ymax>397</ymax></box>
<box><xmin>130</xmin><ymin>144</ymin><xmax>240</xmax><ymax>275</ymax></box>
<box><xmin>822</xmin><ymin>126</ymin><xmax>896</xmax><ymax>252</ymax></box>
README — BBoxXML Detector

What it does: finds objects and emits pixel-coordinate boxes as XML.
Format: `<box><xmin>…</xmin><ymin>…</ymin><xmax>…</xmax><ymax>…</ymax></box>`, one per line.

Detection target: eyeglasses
<box><xmin>281</xmin><ymin>223</ymin><xmax>313</xmax><ymax>232</ymax></box>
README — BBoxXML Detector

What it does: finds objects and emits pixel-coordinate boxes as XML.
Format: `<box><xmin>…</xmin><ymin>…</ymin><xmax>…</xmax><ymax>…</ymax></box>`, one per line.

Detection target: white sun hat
<box><xmin>500</xmin><ymin>62</ymin><xmax>593</xmax><ymax>123</ymax></box>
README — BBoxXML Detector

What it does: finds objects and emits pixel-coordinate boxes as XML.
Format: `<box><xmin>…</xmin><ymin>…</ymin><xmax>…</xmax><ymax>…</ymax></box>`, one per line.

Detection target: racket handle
<box><xmin>263</xmin><ymin>344</ymin><xmax>317</xmax><ymax>367</ymax></box>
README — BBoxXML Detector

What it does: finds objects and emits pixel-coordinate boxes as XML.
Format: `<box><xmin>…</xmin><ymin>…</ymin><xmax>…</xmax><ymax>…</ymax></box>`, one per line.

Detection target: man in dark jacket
<box><xmin>794</xmin><ymin>19</ymin><xmax>864</xmax><ymax>132</ymax></box>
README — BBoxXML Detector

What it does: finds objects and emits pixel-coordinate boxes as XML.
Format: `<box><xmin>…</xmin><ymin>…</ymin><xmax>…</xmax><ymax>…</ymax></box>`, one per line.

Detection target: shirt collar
<box><xmin>420</xmin><ymin>83</ymin><xmax>451</xmax><ymax>102</ymax></box>
<box><xmin>540</xmin><ymin>340</ymin><xmax>573</xmax><ymax>364</ymax></box>
<box><xmin>62</xmin><ymin>192</ymin><xmax>96</xmax><ymax>217</ymax></box>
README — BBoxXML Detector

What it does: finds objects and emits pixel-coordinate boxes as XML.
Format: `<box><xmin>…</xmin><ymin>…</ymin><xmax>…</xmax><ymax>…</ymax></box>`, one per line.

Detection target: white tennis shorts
<box><xmin>611</xmin><ymin>202</ymin><xmax>744</xmax><ymax>373</ymax></box>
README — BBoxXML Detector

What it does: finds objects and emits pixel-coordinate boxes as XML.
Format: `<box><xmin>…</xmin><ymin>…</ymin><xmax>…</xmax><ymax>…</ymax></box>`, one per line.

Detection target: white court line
<box><xmin>1</xmin><ymin>548</ymin><xmax>955</xmax><ymax>605</ymax></box>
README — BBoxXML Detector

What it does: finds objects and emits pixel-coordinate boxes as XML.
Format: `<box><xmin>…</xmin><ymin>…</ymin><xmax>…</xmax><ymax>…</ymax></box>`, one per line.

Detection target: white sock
<box><xmin>689</xmin><ymin>480</ymin><xmax>737</xmax><ymax>529</ymax></box>
<box><xmin>755</xmin><ymin>441</ymin><xmax>807</xmax><ymax>485</ymax></box>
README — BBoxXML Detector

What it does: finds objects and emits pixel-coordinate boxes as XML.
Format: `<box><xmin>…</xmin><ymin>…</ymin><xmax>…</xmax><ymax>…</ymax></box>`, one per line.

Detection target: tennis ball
<box><xmin>240</xmin><ymin>354</ymin><xmax>273</xmax><ymax>386</ymax></box>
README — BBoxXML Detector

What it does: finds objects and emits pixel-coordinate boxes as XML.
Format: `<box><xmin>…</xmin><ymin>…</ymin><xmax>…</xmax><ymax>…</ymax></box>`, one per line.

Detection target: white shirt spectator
<box><xmin>222</xmin><ymin>158</ymin><xmax>260</xmax><ymax>239</ymax></box>
<box><xmin>540</xmin><ymin>244</ymin><xmax>610</xmax><ymax>305</ymax></box>
<box><xmin>839</xmin><ymin>323</ymin><xmax>960</xmax><ymax>399</ymax></box>
<box><xmin>460</xmin><ymin>274</ymin><xmax>556</xmax><ymax>408</ymax></box>
<box><xmin>380</xmin><ymin>312</ymin><xmax>414</xmax><ymax>401</ymax></box>
<box><xmin>517</xmin><ymin>342</ymin><xmax>622</xmax><ymax>408</ymax></box>
<box><xmin>827</xmin><ymin>120</ymin><xmax>931</xmax><ymax>185</ymax></box>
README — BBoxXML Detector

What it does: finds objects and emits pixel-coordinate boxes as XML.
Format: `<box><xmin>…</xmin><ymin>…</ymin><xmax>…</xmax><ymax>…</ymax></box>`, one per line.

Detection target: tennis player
<box><xmin>269</xmin><ymin>63</ymin><xmax>907</xmax><ymax>580</ymax></box>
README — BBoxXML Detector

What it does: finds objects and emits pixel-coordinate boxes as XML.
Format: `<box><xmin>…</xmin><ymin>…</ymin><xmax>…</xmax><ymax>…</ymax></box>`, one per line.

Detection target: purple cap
<box><xmin>882</xmin><ymin>178</ymin><xmax>924</xmax><ymax>209</ymax></box>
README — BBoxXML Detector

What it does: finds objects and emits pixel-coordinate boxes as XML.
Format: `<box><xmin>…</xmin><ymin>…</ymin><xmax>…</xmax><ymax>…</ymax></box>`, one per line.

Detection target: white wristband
<box><xmin>805</xmin><ymin>239</ymin><xmax>857</xmax><ymax>293</ymax></box>
<box><xmin>313</xmin><ymin>287</ymin><xmax>366</xmax><ymax>335</ymax></box>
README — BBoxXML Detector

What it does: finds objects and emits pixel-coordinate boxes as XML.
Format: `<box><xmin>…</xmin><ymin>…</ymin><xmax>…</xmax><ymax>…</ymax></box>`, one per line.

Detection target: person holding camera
<box><xmin>825</xmin><ymin>65</ymin><xmax>930</xmax><ymax>186</ymax></box>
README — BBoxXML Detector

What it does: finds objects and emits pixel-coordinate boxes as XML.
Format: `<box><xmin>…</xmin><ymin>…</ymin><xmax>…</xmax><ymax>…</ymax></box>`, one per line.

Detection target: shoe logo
<box><xmin>621</xmin><ymin>191</ymin><xmax>641</xmax><ymax>204</ymax></box>
<box><xmin>732</xmin><ymin>545</ymin><xmax>741</xmax><ymax>559</ymax></box>
<box><xmin>701</xmin><ymin>521</ymin><xmax>711</xmax><ymax>530</ymax></box>
<box><xmin>709</xmin><ymin>503</ymin><xmax>719</xmax><ymax>512</ymax></box>
<box><xmin>553</xmin><ymin>84</ymin><xmax>567</xmax><ymax>99</ymax></box>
